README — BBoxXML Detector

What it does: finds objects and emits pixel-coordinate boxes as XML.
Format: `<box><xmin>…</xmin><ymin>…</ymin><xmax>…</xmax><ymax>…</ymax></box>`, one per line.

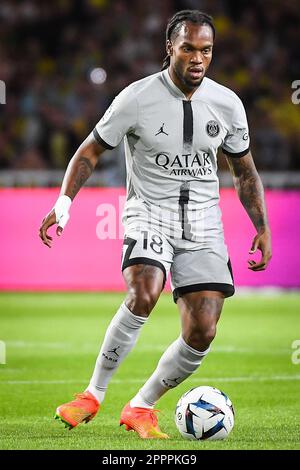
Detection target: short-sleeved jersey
<box><xmin>93</xmin><ymin>69</ymin><xmax>250</xmax><ymax>216</ymax></box>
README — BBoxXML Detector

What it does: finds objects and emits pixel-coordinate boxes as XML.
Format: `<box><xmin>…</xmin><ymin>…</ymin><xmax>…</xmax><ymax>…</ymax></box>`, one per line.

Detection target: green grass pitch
<box><xmin>0</xmin><ymin>291</ymin><xmax>299</xmax><ymax>450</ymax></box>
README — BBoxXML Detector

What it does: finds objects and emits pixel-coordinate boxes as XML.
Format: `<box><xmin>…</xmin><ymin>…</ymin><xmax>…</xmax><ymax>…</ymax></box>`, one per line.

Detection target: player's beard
<box><xmin>174</xmin><ymin>61</ymin><xmax>203</xmax><ymax>89</ymax></box>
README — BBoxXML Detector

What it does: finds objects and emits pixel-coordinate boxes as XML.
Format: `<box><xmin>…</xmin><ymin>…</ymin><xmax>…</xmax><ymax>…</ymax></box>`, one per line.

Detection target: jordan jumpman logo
<box><xmin>155</xmin><ymin>123</ymin><xmax>169</xmax><ymax>136</ymax></box>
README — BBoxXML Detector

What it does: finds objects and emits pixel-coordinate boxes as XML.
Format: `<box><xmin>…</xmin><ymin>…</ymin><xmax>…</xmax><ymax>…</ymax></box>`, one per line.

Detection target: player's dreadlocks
<box><xmin>161</xmin><ymin>10</ymin><xmax>215</xmax><ymax>70</ymax></box>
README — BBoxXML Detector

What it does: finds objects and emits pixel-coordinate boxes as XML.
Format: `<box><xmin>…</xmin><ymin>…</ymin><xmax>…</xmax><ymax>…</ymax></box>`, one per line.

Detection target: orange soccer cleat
<box><xmin>54</xmin><ymin>391</ymin><xmax>100</xmax><ymax>430</ymax></box>
<box><xmin>119</xmin><ymin>402</ymin><xmax>169</xmax><ymax>439</ymax></box>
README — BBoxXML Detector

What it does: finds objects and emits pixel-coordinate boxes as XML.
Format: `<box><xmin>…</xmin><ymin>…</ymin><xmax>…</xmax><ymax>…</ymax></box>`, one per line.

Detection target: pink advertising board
<box><xmin>0</xmin><ymin>188</ymin><xmax>299</xmax><ymax>291</ymax></box>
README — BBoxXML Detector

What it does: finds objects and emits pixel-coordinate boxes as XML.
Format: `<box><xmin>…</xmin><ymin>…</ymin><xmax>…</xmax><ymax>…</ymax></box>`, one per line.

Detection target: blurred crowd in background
<box><xmin>1</xmin><ymin>0</ymin><xmax>300</xmax><ymax>184</ymax></box>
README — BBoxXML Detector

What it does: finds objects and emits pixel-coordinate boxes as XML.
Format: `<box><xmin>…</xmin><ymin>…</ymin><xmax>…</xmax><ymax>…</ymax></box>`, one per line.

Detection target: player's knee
<box><xmin>126</xmin><ymin>287</ymin><xmax>159</xmax><ymax>317</ymax></box>
<box><xmin>201</xmin><ymin>327</ymin><xmax>217</xmax><ymax>348</ymax></box>
<box><xmin>186</xmin><ymin>326</ymin><xmax>216</xmax><ymax>351</ymax></box>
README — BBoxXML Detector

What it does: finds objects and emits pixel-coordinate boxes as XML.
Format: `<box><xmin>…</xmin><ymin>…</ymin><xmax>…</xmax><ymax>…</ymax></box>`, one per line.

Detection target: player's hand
<box><xmin>39</xmin><ymin>195</ymin><xmax>71</xmax><ymax>248</ymax></box>
<box><xmin>39</xmin><ymin>209</ymin><xmax>59</xmax><ymax>248</ymax></box>
<box><xmin>248</xmin><ymin>228</ymin><xmax>272</xmax><ymax>271</ymax></box>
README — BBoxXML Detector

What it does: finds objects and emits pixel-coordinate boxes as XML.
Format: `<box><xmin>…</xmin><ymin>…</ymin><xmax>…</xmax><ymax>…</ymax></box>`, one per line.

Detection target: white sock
<box><xmin>86</xmin><ymin>302</ymin><xmax>147</xmax><ymax>404</ymax></box>
<box><xmin>131</xmin><ymin>336</ymin><xmax>210</xmax><ymax>408</ymax></box>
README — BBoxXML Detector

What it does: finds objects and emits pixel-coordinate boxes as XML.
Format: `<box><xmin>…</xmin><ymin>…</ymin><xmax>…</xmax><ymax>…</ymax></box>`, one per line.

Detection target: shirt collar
<box><xmin>161</xmin><ymin>68</ymin><xmax>206</xmax><ymax>101</ymax></box>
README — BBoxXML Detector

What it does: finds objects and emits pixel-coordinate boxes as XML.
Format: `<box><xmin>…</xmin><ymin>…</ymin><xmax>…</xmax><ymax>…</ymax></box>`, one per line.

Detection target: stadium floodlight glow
<box><xmin>90</xmin><ymin>67</ymin><xmax>107</xmax><ymax>85</ymax></box>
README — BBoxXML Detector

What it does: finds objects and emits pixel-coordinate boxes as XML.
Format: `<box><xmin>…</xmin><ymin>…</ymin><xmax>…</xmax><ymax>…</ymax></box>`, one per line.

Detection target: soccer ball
<box><xmin>175</xmin><ymin>386</ymin><xmax>235</xmax><ymax>440</ymax></box>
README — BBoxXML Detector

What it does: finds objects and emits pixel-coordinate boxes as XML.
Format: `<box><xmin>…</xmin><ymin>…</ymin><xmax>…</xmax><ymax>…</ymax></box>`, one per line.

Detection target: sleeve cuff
<box><xmin>93</xmin><ymin>128</ymin><xmax>115</xmax><ymax>150</ymax></box>
<box><xmin>222</xmin><ymin>147</ymin><xmax>250</xmax><ymax>158</ymax></box>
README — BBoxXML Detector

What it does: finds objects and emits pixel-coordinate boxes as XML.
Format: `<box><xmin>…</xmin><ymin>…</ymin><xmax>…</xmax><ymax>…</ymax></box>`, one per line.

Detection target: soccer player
<box><xmin>39</xmin><ymin>10</ymin><xmax>272</xmax><ymax>438</ymax></box>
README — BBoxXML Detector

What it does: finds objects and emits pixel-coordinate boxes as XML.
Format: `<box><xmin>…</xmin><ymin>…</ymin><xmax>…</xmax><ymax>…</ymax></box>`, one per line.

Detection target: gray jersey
<box><xmin>93</xmin><ymin>69</ymin><xmax>249</xmax><ymax>222</ymax></box>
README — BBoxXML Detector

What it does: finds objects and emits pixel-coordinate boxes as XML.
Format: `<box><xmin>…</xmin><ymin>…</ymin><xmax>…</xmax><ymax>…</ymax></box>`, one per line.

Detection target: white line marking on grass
<box><xmin>5</xmin><ymin>341</ymin><xmax>291</xmax><ymax>355</ymax></box>
<box><xmin>234</xmin><ymin>287</ymin><xmax>300</xmax><ymax>296</ymax></box>
<box><xmin>2</xmin><ymin>374</ymin><xmax>300</xmax><ymax>385</ymax></box>
<box><xmin>6</xmin><ymin>341</ymin><xmax>68</xmax><ymax>349</ymax></box>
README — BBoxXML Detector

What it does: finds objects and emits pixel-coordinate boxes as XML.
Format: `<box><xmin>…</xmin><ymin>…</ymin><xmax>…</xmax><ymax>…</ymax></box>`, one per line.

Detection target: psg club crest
<box><xmin>206</xmin><ymin>120</ymin><xmax>220</xmax><ymax>137</ymax></box>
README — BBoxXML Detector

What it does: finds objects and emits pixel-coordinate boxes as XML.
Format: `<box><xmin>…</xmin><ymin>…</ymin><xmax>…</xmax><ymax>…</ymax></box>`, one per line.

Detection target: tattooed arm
<box><xmin>39</xmin><ymin>135</ymin><xmax>106</xmax><ymax>247</ymax></box>
<box><xmin>226</xmin><ymin>151</ymin><xmax>272</xmax><ymax>271</ymax></box>
<box><xmin>59</xmin><ymin>134</ymin><xmax>105</xmax><ymax>200</ymax></box>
